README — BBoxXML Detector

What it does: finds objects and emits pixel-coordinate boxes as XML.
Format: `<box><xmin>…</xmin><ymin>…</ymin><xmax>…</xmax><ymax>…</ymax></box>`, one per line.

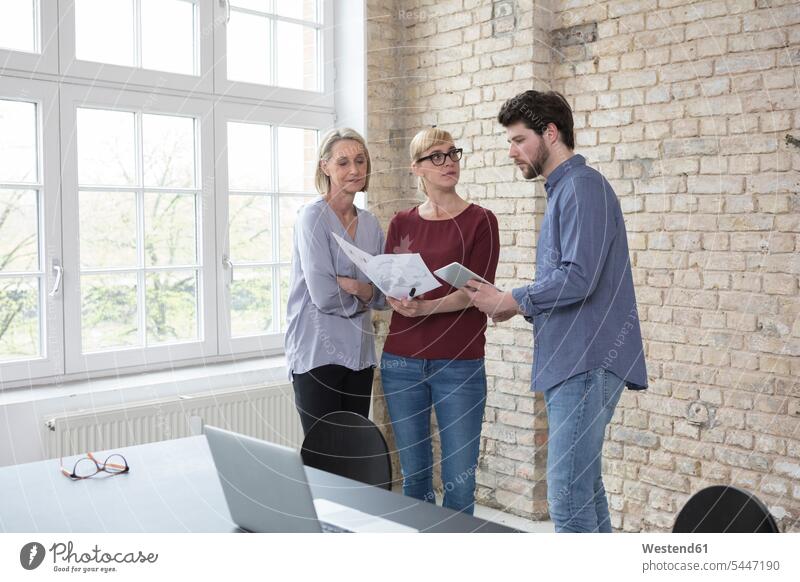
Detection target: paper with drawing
<box><xmin>332</xmin><ymin>233</ymin><xmax>441</xmax><ymax>299</ymax></box>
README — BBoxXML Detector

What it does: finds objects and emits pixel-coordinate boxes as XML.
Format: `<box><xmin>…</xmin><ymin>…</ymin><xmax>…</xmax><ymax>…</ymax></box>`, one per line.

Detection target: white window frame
<box><xmin>214</xmin><ymin>102</ymin><xmax>332</xmax><ymax>355</ymax></box>
<box><xmin>59</xmin><ymin>83</ymin><xmax>218</xmax><ymax>375</ymax></box>
<box><xmin>58</xmin><ymin>0</ymin><xmax>215</xmax><ymax>95</ymax></box>
<box><xmin>0</xmin><ymin>77</ymin><xmax>64</xmax><ymax>383</ymax></box>
<box><xmin>0</xmin><ymin>0</ymin><xmax>357</xmax><ymax>388</ymax></box>
<box><xmin>212</xmin><ymin>0</ymin><xmax>335</xmax><ymax>112</ymax></box>
<box><xmin>0</xmin><ymin>0</ymin><xmax>59</xmax><ymax>75</ymax></box>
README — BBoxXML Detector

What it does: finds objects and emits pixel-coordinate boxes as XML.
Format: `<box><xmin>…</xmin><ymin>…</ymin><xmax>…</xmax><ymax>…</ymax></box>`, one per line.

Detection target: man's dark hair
<box><xmin>498</xmin><ymin>90</ymin><xmax>575</xmax><ymax>150</ymax></box>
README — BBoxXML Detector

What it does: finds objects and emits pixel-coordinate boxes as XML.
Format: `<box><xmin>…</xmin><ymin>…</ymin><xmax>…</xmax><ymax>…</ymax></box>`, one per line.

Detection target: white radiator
<box><xmin>44</xmin><ymin>382</ymin><xmax>303</xmax><ymax>458</ymax></box>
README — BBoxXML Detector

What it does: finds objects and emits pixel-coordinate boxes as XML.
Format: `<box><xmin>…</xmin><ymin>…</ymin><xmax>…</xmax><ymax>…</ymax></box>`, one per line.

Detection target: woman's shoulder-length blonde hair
<box><xmin>409</xmin><ymin>127</ymin><xmax>455</xmax><ymax>194</ymax></box>
<box><xmin>314</xmin><ymin>128</ymin><xmax>372</xmax><ymax>195</ymax></box>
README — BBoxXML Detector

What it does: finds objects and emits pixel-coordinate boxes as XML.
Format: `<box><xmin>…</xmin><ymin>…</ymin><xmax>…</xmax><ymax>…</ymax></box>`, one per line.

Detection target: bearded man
<box><xmin>464</xmin><ymin>90</ymin><xmax>648</xmax><ymax>533</ymax></box>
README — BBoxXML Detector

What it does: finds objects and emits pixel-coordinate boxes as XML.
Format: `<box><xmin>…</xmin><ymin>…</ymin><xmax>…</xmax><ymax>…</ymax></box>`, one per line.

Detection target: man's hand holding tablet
<box><xmin>433</xmin><ymin>262</ymin><xmax>520</xmax><ymax>321</ymax></box>
<box><xmin>462</xmin><ymin>280</ymin><xmax>519</xmax><ymax>318</ymax></box>
<box><xmin>433</xmin><ymin>262</ymin><xmax>499</xmax><ymax>291</ymax></box>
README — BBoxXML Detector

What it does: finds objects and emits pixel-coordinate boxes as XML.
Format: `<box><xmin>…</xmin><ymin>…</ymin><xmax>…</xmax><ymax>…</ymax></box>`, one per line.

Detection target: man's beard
<box><xmin>519</xmin><ymin>141</ymin><xmax>549</xmax><ymax>180</ymax></box>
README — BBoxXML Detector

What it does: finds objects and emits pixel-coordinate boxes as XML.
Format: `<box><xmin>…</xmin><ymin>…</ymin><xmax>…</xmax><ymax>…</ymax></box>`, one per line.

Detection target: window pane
<box><xmin>143</xmin><ymin>114</ymin><xmax>196</xmax><ymax>188</ymax></box>
<box><xmin>229</xmin><ymin>194</ymin><xmax>272</xmax><ymax>263</ymax></box>
<box><xmin>230</xmin><ymin>267</ymin><xmax>272</xmax><ymax>336</ymax></box>
<box><xmin>0</xmin><ymin>277</ymin><xmax>40</xmax><ymax>362</ymax></box>
<box><xmin>275</xmin><ymin>0</ymin><xmax>318</xmax><ymax>23</ymax></box>
<box><xmin>144</xmin><ymin>193</ymin><xmax>197</xmax><ymax>267</ymax></box>
<box><xmin>279</xmin><ymin>265</ymin><xmax>290</xmax><ymax>331</ymax></box>
<box><xmin>146</xmin><ymin>270</ymin><xmax>198</xmax><ymax>344</ymax></box>
<box><xmin>277</xmin><ymin>127</ymin><xmax>316</xmax><ymax>192</ymax></box>
<box><xmin>227</xmin><ymin>10</ymin><xmax>270</xmax><ymax>85</ymax></box>
<box><xmin>230</xmin><ymin>0</ymin><xmax>268</xmax><ymax>11</ymax></box>
<box><xmin>0</xmin><ymin>0</ymin><xmax>36</xmax><ymax>53</ymax></box>
<box><xmin>77</xmin><ymin>108</ymin><xmax>137</xmax><ymax>186</ymax></box>
<box><xmin>279</xmin><ymin>196</ymin><xmax>310</xmax><ymax>262</ymax></box>
<box><xmin>75</xmin><ymin>0</ymin><xmax>135</xmax><ymax>67</ymax></box>
<box><xmin>276</xmin><ymin>22</ymin><xmax>317</xmax><ymax>91</ymax></box>
<box><xmin>0</xmin><ymin>100</ymin><xmax>38</xmax><ymax>184</ymax></box>
<box><xmin>79</xmin><ymin>191</ymin><xmax>137</xmax><ymax>268</ymax></box>
<box><xmin>81</xmin><ymin>273</ymin><xmax>139</xmax><ymax>352</ymax></box>
<box><xmin>0</xmin><ymin>190</ymin><xmax>39</xmax><ymax>272</ymax></box>
<box><xmin>227</xmin><ymin>122</ymin><xmax>271</xmax><ymax>191</ymax></box>
<box><xmin>141</xmin><ymin>0</ymin><xmax>195</xmax><ymax>76</ymax></box>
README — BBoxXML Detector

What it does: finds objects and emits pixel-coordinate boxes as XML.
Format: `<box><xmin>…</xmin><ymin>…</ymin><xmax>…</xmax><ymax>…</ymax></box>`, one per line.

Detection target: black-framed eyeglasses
<box><xmin>416</xmin><ymin>148</ymin><xmax>463</xmax><ymax>166</ymax></box>
<box><xmin>60</xmin><ymin>452</ymin><xmax>130</xmax><ymax>480</ymax></box>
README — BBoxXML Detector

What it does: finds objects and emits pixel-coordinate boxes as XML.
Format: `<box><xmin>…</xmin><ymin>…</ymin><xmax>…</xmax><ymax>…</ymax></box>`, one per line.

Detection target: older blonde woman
<box><xmin>380</xmin><ymin>128</ymin><xmax>500</xmax><ymax>514</ymax></box>
<box><xmin>284</xmin><ymin>128</ymin><xmax>385</xmax><ymax>435</ymax></box>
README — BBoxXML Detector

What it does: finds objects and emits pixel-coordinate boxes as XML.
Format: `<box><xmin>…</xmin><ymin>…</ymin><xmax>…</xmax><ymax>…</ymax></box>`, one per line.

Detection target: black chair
<box><xmin>300</xmin><ymin>411</ymin><xmax>392</xmax><ymax>490</ymax></box>
<box><xmin>673</xmin><ymin>485</ymin><xmax>779</xmax><ymax>533</ymax></box>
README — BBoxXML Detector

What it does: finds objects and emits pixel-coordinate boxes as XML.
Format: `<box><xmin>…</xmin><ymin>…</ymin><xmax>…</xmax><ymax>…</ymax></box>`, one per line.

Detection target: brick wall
<box><xmin>550</xmin><ymin>0</ymin><xmax>800</xmax><ymax>532</ymax></box>
<box><xmin>365</xmin><ymin>0</ymin><xmax>800</xmax><ymax>531</ymax></box>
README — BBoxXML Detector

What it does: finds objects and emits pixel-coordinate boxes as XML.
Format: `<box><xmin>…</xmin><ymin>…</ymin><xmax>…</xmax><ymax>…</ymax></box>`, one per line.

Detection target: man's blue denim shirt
<box><xmin>512</xmin><ymin>154</ymin><xmax>648</xmax><ymax>392</ymax></box>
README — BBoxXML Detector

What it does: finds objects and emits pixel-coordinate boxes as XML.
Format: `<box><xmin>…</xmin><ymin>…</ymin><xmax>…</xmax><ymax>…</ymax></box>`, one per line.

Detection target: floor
<box><xmin>425</xmin><ymin>490</ymin><xmax>554</xmax><ymax>532</ymax></box>
<box><xmin>473</xmin><ymin>503</ymin><xmax>554</xmax><ymax>533</ymax></box>
<box><xmin>391</xmin><ymin>485</ymin><xmax>554</xmax><ymax>532</ymax></box>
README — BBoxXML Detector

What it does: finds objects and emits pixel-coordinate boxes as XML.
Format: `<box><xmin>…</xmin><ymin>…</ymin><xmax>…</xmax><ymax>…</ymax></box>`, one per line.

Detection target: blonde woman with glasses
<box><xmin>380</xmin><ymin>127</ymin><xmax>500</xmax><ymax>514</ymax></box>
<box><xmin>285</xmin><ymin>128</ymin><xmax>385</xmax><ymax>435</ymax></box>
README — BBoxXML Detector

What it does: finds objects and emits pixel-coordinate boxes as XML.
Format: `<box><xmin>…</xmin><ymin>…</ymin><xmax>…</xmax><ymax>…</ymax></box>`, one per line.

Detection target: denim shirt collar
<box><xmin>544</xmin><ymin>154</ymin><xmax>586</xmax><ymax>197</ymax></box>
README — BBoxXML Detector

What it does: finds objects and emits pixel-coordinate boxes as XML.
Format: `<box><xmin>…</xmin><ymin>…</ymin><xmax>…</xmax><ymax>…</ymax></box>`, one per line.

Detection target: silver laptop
<box><xmin>204</xmin><ymin>425</ymin><xmax>417</xmax><ymax>533</ymax></box>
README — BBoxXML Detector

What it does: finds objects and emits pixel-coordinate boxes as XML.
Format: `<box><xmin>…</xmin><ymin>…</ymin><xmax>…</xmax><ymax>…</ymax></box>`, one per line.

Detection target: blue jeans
<box><xmin>544</xmin><ymin>367</ymin><xmax>625</xmax><ymax>533</ymax></box>
<box><xmin>380</xmin><ymin>353</ymin><xmax>487</xmax><ymax>515</ymax></box>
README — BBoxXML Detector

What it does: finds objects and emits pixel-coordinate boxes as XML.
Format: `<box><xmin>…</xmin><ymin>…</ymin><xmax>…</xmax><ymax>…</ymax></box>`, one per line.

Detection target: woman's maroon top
<box><xmin>383</xmin><ymin>203</ymin><xmax>500</xmax><ymax>360</ymax></box>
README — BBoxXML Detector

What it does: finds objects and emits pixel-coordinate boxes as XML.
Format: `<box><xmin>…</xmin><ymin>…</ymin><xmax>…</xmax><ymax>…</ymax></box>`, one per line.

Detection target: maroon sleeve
<box><xmin>465</xmin><ymin>208</ymin><xmax>500</xmax><ymax>284</ymax></box>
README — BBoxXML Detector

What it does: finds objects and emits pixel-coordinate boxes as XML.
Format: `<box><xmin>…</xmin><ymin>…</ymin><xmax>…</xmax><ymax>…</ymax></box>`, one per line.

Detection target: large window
<box><xmin>0</xmin><ymin>0</ymin><xmax>58</xmax><ymax>73</ymax></box>
<box><xmin>227</xmin><ymin>0</ymin><xmax>320</xmax><ymax>90</ymax></box>
<box><xmin>76</xmin><ymin>109</ymin><xmax>201</xmax><ymax>352</ymax></box>
<box><xmin>0</xmin><ymin>79</ymin><xmax>63</xmax><ymax>383</ymax></box>
<box><xmin>0</xmin><ymin>0</ymin><xmax>38</xmax><ymax>53</ymax></box>
<box><xmin>0</xmin><ymin>100</ymin><xmax>41</xmax><ymax>362</ymax></box>
<box><xmin>60</xmin><ymin>86</ymin><xmax>218</xmax><ymax>373</ymax></box>
<box><xmin>59</xmin><ymin>0</ymin><xmax>212</xmax><ymax>92</ymax></box>
<box><xmin>74</xmin><ymin>0</ymin><xmax>196</xmax><ymax>75</ymax></box>
<box><xmin>214</xmin><ymin>104</ymin><xmax>326</xmax><ymax>355</ymax></box>
<box><xmin>215</xmin><ymin>0</ymin><xmax>334</xmax><ymax>108</ymax></box>
<box><xmin>0</xmin><ymin>1</ymin><xmax>339</xmax><ymax>384</ymax></box>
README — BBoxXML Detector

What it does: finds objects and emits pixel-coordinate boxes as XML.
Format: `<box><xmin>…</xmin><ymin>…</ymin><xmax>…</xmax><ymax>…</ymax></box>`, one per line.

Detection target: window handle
<box><xmin>222</xmin><ymin>255</ymin><xmax>234</xmax><ymax>285</ymax></box>
<box><xmin>220</xmin><ymin>0</ymin><xmax>231</xmax><ymax>23</ymax></box>
<box><xmin>49</xmin><ymin>260</ymin><xmax>63</xmax><ymax>297</ymax></box>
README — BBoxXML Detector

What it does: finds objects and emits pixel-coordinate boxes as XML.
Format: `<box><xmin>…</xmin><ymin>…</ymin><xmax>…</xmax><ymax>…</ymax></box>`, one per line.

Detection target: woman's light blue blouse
<box><xmin>284</xmin><ymin>197</ymin><xmax>385</xmax><ymax>379</ymax></box>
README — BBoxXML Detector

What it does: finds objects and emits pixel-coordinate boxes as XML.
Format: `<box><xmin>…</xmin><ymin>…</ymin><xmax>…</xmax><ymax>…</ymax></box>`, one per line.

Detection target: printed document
<box><xmin>332</xmin><ymin>233</ymin><xmax>441</xmax><ymax>299</ymax></box>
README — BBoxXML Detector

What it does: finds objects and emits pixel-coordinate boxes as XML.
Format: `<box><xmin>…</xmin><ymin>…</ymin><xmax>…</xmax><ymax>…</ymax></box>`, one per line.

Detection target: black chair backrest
<box><xmin>673</xmin><ymin>485</ymin><xmax>779</xmax><ymax>533</ymax></box>
<box><xmin>300</xmin><ymin>411</ymin><xmax>392</xmax><ymax>490</ymax></box>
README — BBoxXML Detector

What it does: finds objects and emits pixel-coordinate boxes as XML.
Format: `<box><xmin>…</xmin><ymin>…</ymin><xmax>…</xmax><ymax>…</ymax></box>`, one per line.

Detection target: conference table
<box><xmin>0</xmin><ymin>435</ymin><xmax>516</xmax><ymax>533</ymax></box>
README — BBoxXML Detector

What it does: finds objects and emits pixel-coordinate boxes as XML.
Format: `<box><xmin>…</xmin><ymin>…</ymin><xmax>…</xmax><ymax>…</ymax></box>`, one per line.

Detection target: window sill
<box><xmin>0</xmin><ymin>355</ymin><xmax>289</xmax><ymax>408</ymax></box>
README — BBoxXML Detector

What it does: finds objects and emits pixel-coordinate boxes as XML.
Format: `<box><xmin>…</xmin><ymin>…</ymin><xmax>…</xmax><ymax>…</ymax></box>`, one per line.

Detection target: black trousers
<box><xmin>292</xmin><ymin>364</ymin><xmax>374</xmax><ymax>436</ymax></box>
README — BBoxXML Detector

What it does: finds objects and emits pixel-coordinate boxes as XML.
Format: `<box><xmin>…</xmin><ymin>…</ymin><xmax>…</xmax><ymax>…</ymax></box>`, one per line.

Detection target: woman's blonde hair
<box><xmin>409</xmin><ymin>127</ymin><xmax>455</xmax><ymax>194</ymax></box>
<box><xmin>314</xmin><ymin>128</ymin><xmax>371</xmax><ymax>195</ymax></box>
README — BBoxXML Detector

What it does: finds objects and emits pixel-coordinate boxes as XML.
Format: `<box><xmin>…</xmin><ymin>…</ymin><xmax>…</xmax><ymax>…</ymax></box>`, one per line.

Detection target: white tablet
<box><xmin>433</xmin><ymin>262</ymin><xmax>500</xmax><ymax>290</ymax></box>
